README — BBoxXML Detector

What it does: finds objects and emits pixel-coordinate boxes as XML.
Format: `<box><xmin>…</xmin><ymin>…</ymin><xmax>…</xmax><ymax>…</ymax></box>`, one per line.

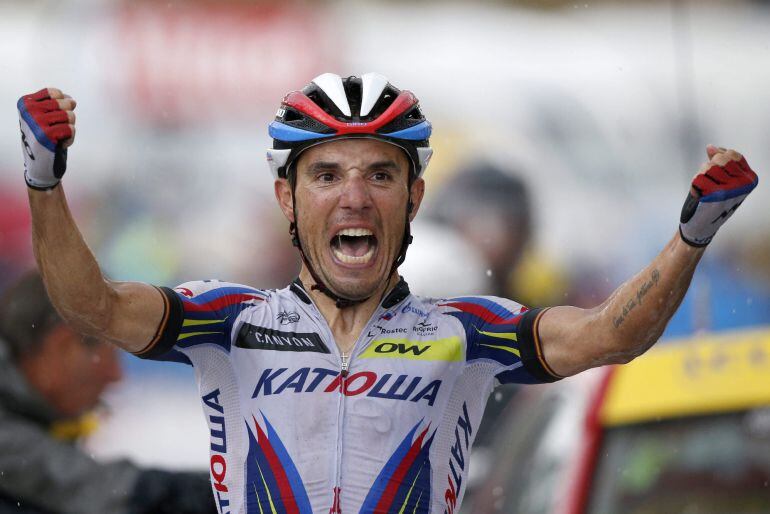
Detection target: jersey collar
<box><xmin>290</xmin><ymin>277</ymin><xmax>410</xmax><ymax>309</ymax></box>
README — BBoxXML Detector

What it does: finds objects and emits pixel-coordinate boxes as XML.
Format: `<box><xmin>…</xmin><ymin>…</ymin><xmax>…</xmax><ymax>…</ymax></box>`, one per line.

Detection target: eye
<box><xmin>317</xmin><ymin>172</ymin><xmax>336</xmax><ymax>183</ymax></box>
<box><xmin>372</xmin><ymin>170</ymin><xmax>392</xmax><ymax>182</ymax></box>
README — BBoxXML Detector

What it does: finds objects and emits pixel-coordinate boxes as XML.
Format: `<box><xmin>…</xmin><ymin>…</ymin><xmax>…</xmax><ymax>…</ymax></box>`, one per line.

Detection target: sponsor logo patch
<box><xmin>401</xmin><ymin>301</ymin><xmax>430</xmax><ymax>318</ymax></box>
<box><xmin>413</xmin><ymin>320</ymin><xmax>439</xmax><ymax>335</ymax></box>
<box><xmin>360</xmin><ymin>337</ymin><xmax>462</xmax><ymax>362</ymax></box>
<box><xmin>236</xmin><ymin>323</ymin><xmax>330</xmax><ymax>353</ymax></box>
<box><xmin>366</xmin><ymin>324</ymin><xmax>408</xmax><ymax>338</ymax></box>
<box><xmin>251</xmin><ymin>367</ymin><xmax>442</xmax><ymax>406</ymax></box>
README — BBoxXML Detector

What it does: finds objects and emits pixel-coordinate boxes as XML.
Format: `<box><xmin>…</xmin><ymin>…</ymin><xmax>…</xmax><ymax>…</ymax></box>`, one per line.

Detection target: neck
<box><xmin>298</xmin><ymin>268</ymin><xmax>400</xmax><ymax>353</ymax></box>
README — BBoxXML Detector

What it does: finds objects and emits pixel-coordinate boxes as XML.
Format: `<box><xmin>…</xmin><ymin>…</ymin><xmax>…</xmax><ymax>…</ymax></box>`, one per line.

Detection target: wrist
<box><xmin>25</xmin><ymin>174</ymin><xmax>60</xmax><ymax>192</ymax></box>
<box><xmin>678</xmin><ymin>224</ymin><xmax>710</xmax><ymax>248</ymax></box>
<box><xmin>672</xmin><ymin>230</ymin><xmax>707</xmax><ymax>258</ymax></box>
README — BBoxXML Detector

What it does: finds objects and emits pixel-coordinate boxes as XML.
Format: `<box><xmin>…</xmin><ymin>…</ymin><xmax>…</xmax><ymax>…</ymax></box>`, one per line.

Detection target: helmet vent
<box><xmin>405</xmin><ymin>106</ymin><xmax>422</xmax><ymax>120</ymax></box>
<box><xmin>367</xmin><ymin>85</ymin><xmax>400</xmax><ymax>119</ymax></box>
<box><xmin>283</xmin><ymin>109</ymin><xmax>303</xmax><ymax>122</ymax></box>
<box><xmin>342</xmin><ymin>77</ymin><xmax>363</xmax><ymax>118</ymax></box>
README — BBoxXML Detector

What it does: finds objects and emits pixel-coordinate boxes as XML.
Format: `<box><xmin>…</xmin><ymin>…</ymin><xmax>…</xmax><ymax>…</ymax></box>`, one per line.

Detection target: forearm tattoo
<box><xmin>613</xmin><ymin>269</ymin><xmax>661</xmax><ymax>329</ymax></box>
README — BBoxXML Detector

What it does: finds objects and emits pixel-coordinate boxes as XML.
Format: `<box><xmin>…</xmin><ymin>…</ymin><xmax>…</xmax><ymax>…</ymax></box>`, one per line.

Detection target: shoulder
<box><xmin>168</xmin><ymin>279</ymin><xmax>269</xmax><ymax>310</ymax></box>
<box><xmin>171</xmin><ymin>279</ymin><xmax>264</xmax><ymax>300</ymax></box>
<box><xmin>434</xmin><ymin>295</ymin><xmax>528</xmax><ymax>324</ymax></box>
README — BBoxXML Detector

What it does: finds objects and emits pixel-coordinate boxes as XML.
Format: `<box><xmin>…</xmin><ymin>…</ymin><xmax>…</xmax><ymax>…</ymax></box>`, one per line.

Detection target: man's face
<box><xmin>22</xmin><ymin>324</ymin><xmax>123</xmax><ymax>418</ymax></box>
<box><xmin>276</xmin><ymin>139</ymin><xmax>424</xmax><ymax>300</ymax></box>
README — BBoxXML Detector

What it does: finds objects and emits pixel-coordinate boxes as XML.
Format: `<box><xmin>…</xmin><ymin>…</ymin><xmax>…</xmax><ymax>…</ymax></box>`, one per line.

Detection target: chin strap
<box><xmin>290</xmin><ymin>194</ymin><xmax>414</xmax><ymax>310</ymax></box>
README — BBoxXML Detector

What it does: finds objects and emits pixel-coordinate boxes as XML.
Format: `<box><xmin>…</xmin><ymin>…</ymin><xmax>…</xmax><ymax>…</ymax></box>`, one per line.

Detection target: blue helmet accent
<box><xmin>380</xmin><ymin>121</ymin><xmax>432</xmax><ymax>141</ymax></box>
<box><xmin>268</xmin><ymin>122</ymin><xmax>335</xmax><ymax>143</ymax></box>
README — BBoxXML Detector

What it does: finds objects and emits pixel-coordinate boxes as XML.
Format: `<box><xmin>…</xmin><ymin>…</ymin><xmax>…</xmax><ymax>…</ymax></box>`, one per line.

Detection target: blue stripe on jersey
<box><xmin>440</xmin><ymin>296</ymin><xmax>536</xmax><ymax>379</ymax></box>
<box><xmin>263</xmin><ymin>415</ymin><xmax>313</xmax><ymax>514</ymax></box>
<box><xmin>174</xmin><ymin>285</ymin><xmax>263</xmax><ymax>353</ymax></box>
<box><xmin>360</xmin><ymin>421</ymin><xmax>421</xmax><ymax>513</ymax></box>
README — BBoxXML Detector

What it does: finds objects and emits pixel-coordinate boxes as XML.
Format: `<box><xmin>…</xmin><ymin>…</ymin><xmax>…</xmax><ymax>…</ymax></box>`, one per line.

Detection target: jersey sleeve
<box><xmin>132</xmin><ymin>280</ymin><xmax>266</xmax><ymax>364</ymax></box>
<box><xmin>439</xmin><ymin>296</ymin><xmax>561</xmax><ymax>384</ymax></box>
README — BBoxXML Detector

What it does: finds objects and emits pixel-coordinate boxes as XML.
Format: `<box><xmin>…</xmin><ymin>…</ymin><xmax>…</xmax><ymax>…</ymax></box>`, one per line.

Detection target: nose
<box><xmin>338</xmin><ymin>173</ymin><xmax>372</xmax><ymax>211</ymax></box>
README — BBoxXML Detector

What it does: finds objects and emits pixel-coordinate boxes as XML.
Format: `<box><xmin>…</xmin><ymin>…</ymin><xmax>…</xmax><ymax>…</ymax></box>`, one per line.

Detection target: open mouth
<box><xmin>331</xmin><ymin>228</ymin><xmax>378</xmax><ymax>265</ymax></box>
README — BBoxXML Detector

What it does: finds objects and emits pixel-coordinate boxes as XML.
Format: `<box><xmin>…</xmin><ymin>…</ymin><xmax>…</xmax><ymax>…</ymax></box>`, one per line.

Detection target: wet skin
<box><xmin>275</xmin><ymin>139</ymin><xmax>425</xmax><ymax>302</ymax></box>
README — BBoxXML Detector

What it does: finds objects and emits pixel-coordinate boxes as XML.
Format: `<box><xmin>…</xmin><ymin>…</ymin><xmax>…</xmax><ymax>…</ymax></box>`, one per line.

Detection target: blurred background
<box><xmin>1</xmin><ymin>0</ymin><xmax>769</xmax><ymax>511</ymax></box>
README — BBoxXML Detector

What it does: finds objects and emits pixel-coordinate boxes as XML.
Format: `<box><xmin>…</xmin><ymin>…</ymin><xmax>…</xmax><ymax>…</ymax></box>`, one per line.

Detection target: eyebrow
<box><xmin>307</xmin><ymin>161</ymin><xmax>340</xmax><ymax>173</ymax></box>
<box><xmin>305</xmin><ymin>160</ymin><xmax>403</xmax><ymax>173</ymax></box>
<box><xmin>367</xmin><ymin>160</ymin><xmax>400</xmax><ymax>172</ymax></box>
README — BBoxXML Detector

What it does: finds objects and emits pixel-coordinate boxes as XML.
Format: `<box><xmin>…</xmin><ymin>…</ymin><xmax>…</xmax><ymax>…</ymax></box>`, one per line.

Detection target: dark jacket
<box><xmin>0</xmin><ymin>340</ymin><xmax>215</xmax><ymax>514</ymax></box>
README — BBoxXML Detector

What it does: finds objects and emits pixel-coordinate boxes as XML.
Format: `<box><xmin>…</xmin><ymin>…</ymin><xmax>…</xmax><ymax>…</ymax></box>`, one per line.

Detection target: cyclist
<box><xmin>18</xmin><ymin>73</ymin><xmax>758</xmax><ymax>513</ymax></box>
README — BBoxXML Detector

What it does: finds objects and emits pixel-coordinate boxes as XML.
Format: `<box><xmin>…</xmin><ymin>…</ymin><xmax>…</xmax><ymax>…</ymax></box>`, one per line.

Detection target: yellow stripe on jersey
<box><xmin>178</xmin><ymin>331</ymin><xmax>223</xmax><ymax>341</ymax></box>
<box><xmin>361</xmin><ymin>337</ymin><xmax>462</xmax><ymax>362</ymax></box>
<box><xmin>475</xmin><ymin>327</ymin><xmax>517</xmax><ymax>342</ymax></box>
<box><xmin>183</xmin><ymin>317</ymin><xmax>226</xmax><ymax>327</ymax></box>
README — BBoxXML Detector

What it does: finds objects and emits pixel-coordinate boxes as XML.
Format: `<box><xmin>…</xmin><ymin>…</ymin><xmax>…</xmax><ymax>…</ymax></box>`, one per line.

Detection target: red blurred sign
<box><xmin>115</xmin><ymin>3</ymin><xmax>337</xmax><ymax>124</ymax></box>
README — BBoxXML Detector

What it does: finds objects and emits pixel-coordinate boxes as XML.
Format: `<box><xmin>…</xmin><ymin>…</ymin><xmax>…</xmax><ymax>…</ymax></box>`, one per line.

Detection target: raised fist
<box><xmin>18</xmin><ymin>88</ymin><xmax>76</xmax><ymax>190</ymax></box>
<box><xmin>679</xmin><ymin>145</ymin><xmax>758</xmax><ymax>247</ymax></box>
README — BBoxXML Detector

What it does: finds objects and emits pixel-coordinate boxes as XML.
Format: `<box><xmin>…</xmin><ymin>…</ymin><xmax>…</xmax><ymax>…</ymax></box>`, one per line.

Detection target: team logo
<box><xmin>236</xmin><ymin>323</ymin><xmax>330</xmax><ymax>353</ymax></box>
<box><xmin>252</xmin><ymin>367</ymin><xmax>442</xmax><ymax>406</ymax></box>
<box><xmin>444</xmin><ymin>402</ymin><xmax>473</xmax><ymax>514</ymax></box>
<box><xmin>276</xmin><ymin>311</ymin><xmax>300</xmax><ymax>325</ymax></box>
<box><xmin>379</xmin><ymin>311</ymin><xmax>395</xmax><ymax>321</ymax></box>
<box><xmin>202</xmin><ymin>388</ymin><xmax>230</xmax><ymax>513</ymax></box>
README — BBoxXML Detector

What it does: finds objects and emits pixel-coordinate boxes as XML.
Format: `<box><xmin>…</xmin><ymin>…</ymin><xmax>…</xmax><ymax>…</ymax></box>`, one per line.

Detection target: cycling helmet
<box><xmin>267</xmin><ymin>72</ymin><xmax>433</xmax><ymax>180</ymax></box>
<box><xmin>267</xmin><ymin>73</ymin><xmax>432</xmax><ymax>309</ymax></box>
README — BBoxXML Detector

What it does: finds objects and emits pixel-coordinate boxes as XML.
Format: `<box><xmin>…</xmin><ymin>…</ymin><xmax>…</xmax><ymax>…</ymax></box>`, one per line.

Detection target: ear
<box><xmin>408</xmin><ymin>178</ymin><xmax>426</xmax><ymax>222</ymax></box>
<box><xmin>274</xmin><ymin>178</ymin><xmax>295</xmax><ymax>223</ymax></box>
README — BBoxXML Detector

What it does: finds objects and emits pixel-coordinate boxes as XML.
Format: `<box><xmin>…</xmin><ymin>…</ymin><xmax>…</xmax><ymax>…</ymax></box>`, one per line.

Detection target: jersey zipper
<box><xmin>291</xmin><ymin>287</ymin><xmax>390</xmax><ymax>511</ymax></box>
<box><xmin>341</xmin><ymin>352</ymin><xmax>349</xmax><ymax>377</ymax></box>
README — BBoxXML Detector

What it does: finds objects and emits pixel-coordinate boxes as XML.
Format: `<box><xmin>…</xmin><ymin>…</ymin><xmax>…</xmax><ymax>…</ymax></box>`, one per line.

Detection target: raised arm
<box><xmin>537</xmin><ymin>146</ymin><xmax>758</xmax><ymax>378</ymax></box>
<box><xmin>20</xmin><ymin>88</ymin><xmax>164</xmax><ymax>353</ymax></box>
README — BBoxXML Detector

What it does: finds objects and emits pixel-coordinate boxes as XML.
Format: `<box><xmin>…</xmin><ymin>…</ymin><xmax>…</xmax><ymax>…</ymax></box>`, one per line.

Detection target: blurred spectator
<box><xmin>0</xmin><ymin>272</ymin><xmax>216</xmax><ymax>514</ymax></box>
<box><xmin>427</xmin><ymin>162</ymin><xmax>542</xmax><ymax>475</ymax></box>
<box><xmin>429</xmin><ymin>162</ymin><xmax>533</xmax><ymax>299</ymax></box>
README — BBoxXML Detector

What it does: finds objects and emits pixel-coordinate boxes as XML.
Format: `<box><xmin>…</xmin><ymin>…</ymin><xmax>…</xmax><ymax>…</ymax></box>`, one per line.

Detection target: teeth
<box><xmin>337</xmin><ymin>228</ymin><xmax>373</xmax><ymax>237</ymax></box>
<box><xmin>333</xmin><ymin>247</ymin><xmax>375</xmax><ymax>264</ymax></box>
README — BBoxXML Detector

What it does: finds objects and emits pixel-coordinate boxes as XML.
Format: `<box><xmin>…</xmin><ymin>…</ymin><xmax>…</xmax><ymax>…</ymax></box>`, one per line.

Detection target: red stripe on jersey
<box><xmin>182</xmin><ymin>293</ymin><xmax>262</xmax><ymax>312</ymax></box>
<box><xmin>373</xmin><ymin>425</ymin><xmax>430</xmax><ymax>512</ymax></box>
<box><xmin>253</xmin><ymin>416</ymin><xmax>300</xmax><ymax>514</ymax></box>
<box><xmin>441</xmin><ymin>301</ymin><xmax>518</xmax><ymax>325</ymax></box>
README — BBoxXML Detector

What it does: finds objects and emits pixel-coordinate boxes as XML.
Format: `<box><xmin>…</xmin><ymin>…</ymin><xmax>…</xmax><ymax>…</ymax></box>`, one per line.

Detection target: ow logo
<box><xmin>375</xmin><ymin>342</ymin><xmax>430</xmax><ymax>356</ymax></box>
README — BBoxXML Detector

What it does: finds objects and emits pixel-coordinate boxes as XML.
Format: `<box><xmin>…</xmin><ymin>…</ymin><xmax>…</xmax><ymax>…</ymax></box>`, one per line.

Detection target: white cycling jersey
<box><xmin>134</xmin><ymin>278</ymin><xmax>559</xmax><ymax>514</ymax></box>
